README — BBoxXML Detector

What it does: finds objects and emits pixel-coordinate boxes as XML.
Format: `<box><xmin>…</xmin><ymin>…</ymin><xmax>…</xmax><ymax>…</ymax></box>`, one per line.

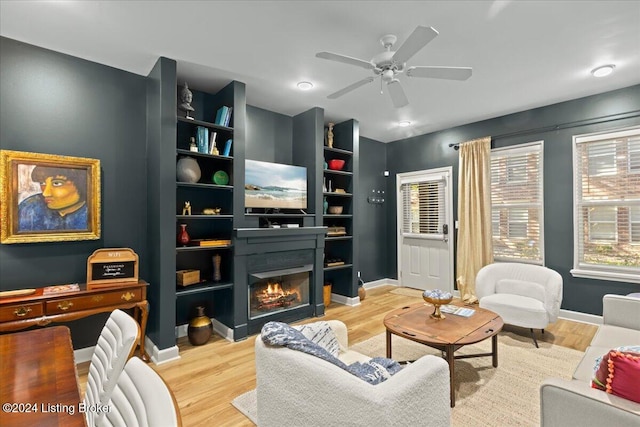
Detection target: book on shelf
<box><xmin>223</xmin><ymin>138</ymin><xmax>233</xmax><ymax>156</ymax></box>
<box><xmin>43</xmin><ymin>283</ymin><xmax>80</xmax><ymax>295</ymax></box>
<box><xmin>190</xmin><ymin>239</ymin><xmax>232</xmax><ymax>247</ymax></box>
<box><xmin>223</xmin><ymin>107</ymin><xmax>233</xmax><ymax>127</ymax></box>
<box><xmin>196</xmin><ymin>126</ymin><xmax>209</xmax><ymax>154</ymax></box>
<box><xmin>209</xmin><ymin>131</ymin><xmax>218</xmax><ymax>155</ymax></box>
<box><xmin>215</xmin><ymin>106</ymin><xmax>230</xmax><ymax>126</ymax></box>
<box><xmin>439</xmin><ymin>305</ymin><xmax>475</xmax><ymax>317</ymax></box>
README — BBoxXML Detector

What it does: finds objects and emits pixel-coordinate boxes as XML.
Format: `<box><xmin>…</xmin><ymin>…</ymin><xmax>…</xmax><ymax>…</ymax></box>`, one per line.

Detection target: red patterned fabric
<box><xmin>592</xmin><ymin>350</ymin><xmax>640</xmax><ymax>403</ymax></box>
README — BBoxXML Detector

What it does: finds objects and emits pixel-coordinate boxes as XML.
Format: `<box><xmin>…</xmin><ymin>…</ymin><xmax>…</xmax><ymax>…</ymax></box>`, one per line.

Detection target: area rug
<box><xmin>388</xmin><ymin>286</ymin><xmax>424</xmax><ymax>298</ymax></box>
<box><xmin>232</xmin><ymin>331</ymin><xmax>583</xmax><ymax>426</ymax></box>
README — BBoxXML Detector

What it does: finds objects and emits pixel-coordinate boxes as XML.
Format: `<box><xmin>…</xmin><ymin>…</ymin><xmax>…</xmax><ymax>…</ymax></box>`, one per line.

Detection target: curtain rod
<box><xmin>448</xmin><ymin>110</ymin><xmax>640</xmax><ymax>150</ymax></box>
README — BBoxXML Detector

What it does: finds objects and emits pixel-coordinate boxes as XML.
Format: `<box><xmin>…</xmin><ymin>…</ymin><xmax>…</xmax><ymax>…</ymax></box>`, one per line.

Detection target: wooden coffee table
<box><xmin>384</xmin><ymin>300</ymin><xmax>504</xmax><ymax>407</ymax></box>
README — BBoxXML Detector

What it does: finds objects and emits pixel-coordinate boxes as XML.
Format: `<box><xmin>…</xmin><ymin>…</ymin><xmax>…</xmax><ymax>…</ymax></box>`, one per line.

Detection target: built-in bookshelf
<box><xmin>322</xmin><ymin>120</ymin><xmax>359</xmax><ymax>299</ymax></box>
<box><xmin>174</xmin><ymin>87</ymin><xmax>236</xmax><ymax>328</ymax></box>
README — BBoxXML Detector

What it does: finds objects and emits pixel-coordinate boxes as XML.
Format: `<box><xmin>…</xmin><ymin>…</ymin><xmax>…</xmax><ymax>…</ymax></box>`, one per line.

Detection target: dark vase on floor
<box><xmin>188</xmin><ymin>306</ymin><xmax>213</xmax><ymax>346</ymax></box>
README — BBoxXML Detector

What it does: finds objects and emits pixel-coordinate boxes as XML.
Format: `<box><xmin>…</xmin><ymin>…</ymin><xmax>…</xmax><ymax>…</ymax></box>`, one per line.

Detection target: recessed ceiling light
<box><xmin>591</xmin><ymin>64</ymin><xmax>615</xmax><ymax>77</ymax></box>
<box><xmin>297</xmin><ymin>81</ymin><xmax>313</xmax><ymax>90</ymax></box>
<box><xmin>398</xmin><ymin>121</ymin><xmax>411</xmax><ymax>127</ymax></box>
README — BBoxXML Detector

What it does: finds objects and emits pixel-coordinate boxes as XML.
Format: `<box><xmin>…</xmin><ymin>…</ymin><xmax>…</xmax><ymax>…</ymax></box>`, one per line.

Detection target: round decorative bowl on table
<box><xmin>423</xmin><ymin>290</ymin><xmax>453</xmax><ymax>319</ymax></box>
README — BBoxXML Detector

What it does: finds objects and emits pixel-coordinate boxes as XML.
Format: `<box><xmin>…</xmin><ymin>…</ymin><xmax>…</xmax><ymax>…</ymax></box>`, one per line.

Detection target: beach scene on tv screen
<box><xmin>245</xmin><ymin>160</ymin><xmax>307</xmax><ymax>209</ymax></box>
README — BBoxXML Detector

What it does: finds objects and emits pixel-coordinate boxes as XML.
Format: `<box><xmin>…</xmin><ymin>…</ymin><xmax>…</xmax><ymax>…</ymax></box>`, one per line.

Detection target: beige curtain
<box><xmin>456</xmin><ymin>136</ymin><xmax>493</xmax><ymax>303</ymax></box>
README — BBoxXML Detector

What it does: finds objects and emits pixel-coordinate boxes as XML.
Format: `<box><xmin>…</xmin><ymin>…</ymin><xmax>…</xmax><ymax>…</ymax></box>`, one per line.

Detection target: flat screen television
<box><xmin>245</xmin><ymin>159</ymin><xmax>307</xmax><ymax>210</ymax></box>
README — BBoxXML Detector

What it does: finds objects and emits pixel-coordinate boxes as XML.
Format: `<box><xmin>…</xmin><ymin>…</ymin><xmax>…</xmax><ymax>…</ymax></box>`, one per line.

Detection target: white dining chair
<box><xmin>84</xmin><ymin>309</ymin><xmax>140</xmax><ymax>426</ymax></box>
<box><xmin>97</xmin><ymin>356</ymin><xmax>182</xmax><ymax>427</ymax></box>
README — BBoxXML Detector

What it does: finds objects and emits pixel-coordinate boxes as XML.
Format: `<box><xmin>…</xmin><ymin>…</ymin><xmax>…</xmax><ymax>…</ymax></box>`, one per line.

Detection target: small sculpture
<box><xmin>203</xmin><ymin>207</ymin><xmax>221</xmax><ymax>215</ymax></box>
<box><xmin>178</xmin><ymin>82</ymin><xmax>195</xmax><ymax>120</ymax></box>
<box><xmin>182</xmin><ymin>201</ymin><xmax>191</xmax><ymax>215</ymax></box>
<box><xmin>327</xmin><ymin>123</ymin><xmax>335</xmax><ymax>148</ymax></box>
<box><xmin>189</xmin><ymin>137</ymin><xmax>198</xmax><ymax>152</ymax></box>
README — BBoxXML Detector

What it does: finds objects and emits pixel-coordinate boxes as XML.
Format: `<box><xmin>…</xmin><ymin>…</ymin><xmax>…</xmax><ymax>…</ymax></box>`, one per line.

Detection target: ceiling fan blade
<box><xmin>387</xmin><ymin>79</ymin><xmax>409</xmax><ymax>108</ymax></box>
<box><xmin>327</xmin><ymin>77</ymin><xmax>375</xmax><ymax>99</ymax></box>
<box><xmin>406</xmin><ymin>66</ymin><xmax>473</xmax><ymax>80</ymax></box>
<box><xmin>392</xmin><ymin>26</ymin><xmax>439</xmax><ymax>64</ymax></box>
<box><xmin>316</xmin><ymin>52</ymin><xmax>375</xmax><ymax>70</ymax></box>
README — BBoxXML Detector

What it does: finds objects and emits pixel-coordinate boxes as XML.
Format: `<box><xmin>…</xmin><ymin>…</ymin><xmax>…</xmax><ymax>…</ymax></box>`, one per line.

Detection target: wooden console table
<box><xmin>0</xmin><ymin>280</ymin><xmax>149</xmax><ymax>361</ymax></box>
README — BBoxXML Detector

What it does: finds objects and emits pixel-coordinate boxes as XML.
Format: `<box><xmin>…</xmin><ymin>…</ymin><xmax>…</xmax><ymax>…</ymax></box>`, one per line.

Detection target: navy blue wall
<box><xmin>246</xmin><ymin>105</ymin><xmax>292</xmax><ymax>163</ymax></box>
<box><xmin>0</xmin><ymin>37</ymin><xmax>149</xmax><ymax>347</ymax></box>
<box><xmin>386</xmin><ymin>85</ymin><xmax>640</xmax><ymax>315</ymax></box>
<box><xmin>358</xmin><ymin>136</ymin><xmax>389</xmax><ymax>283</ymax></box>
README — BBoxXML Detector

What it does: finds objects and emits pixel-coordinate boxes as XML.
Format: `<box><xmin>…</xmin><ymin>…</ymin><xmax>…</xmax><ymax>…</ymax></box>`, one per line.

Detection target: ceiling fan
<box><xmin>316</xmin><ymin>26</ymin><xmax>472</xmax><ymax>108</ymax></box>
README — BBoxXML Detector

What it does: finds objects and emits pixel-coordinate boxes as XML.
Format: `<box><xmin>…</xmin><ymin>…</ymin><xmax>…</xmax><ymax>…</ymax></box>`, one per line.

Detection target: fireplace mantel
<box><xmin>235</xmin><ymin>226</ymin><xmax>327</xmax><ymax>239</ymax></box>
<box><xmin>232</xmin><ymin>226</ymin><xmax>327</xmax><ymax>339</ymax></box>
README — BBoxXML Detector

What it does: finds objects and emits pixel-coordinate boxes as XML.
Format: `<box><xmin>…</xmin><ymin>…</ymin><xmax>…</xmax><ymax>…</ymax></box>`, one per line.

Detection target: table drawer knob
<box><xmin>14</xmin><ymin>306</ymin><xmax>32</xmax><ymax>317</ymax></box>
<box><xmin>57</xmin><ymin>301</ymin><xmax>74</xmax><ymax>311</ymax></box>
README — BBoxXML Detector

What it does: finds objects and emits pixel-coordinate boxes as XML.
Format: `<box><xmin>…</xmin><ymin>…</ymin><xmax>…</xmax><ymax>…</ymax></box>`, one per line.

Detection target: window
<box><xmin>631</xmin><ymin>206</ymin><xmax>640</xmax><ymax>244</ymax></box>
<box><xmin>400</xmin><ymin>179</ymin><xmax>446</xmax><ymax>237</ymax></box>
<box><xmin>572</xmin><ymin>127</ymin><xmax>640</xmax><ymax>283</ymax></box>
<box><xmin>490</xmin><ymin>141</ymin><xmax>544</xmax><ymax>264</ymax></box>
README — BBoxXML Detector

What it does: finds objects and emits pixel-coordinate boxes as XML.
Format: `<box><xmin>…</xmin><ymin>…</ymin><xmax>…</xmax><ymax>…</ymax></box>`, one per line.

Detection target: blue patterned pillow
<box><xmin>261</xmin><ymin>321</ymin><xmax>402</xmax><ymax>385</ymax></box>
<box><xmin>295</xmin><ymin>321</ymin><xmax>340</xmax><ymax>357</ymax></box>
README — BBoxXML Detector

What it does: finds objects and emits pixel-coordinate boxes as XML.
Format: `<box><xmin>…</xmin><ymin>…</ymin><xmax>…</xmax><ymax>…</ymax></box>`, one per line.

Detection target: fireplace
<box><xmin>249</xmin><ymin>264</ymin><xmax>311</xmax><ymax>320</ymax></box>
<box><xmin>233</xmin><ymin>226</ymin><xmax>327</xmax><ymax>339</ymax></box>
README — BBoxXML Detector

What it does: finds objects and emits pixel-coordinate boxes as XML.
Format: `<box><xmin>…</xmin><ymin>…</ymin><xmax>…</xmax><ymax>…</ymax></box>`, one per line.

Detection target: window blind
<box><xmin>574</xmin><ymin>128</ymin><xmax>640</xmax><ymax>276</ymax></box>
<box><xmin>490</xmin><ymin>142</ymin><xmax>543</xmax><ymax>263</ymax></box>
<box><xmin>401</xmin><ymin>180</ymin><xmax>445</xmax><ymax>237</ymax></box>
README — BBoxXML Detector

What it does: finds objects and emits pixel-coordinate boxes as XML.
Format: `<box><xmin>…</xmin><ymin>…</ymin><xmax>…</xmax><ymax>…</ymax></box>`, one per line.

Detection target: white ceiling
<box><xmin>1</xmin><ymin>1</ymin><xmax>639</xmax><ymax>143</ymax></box>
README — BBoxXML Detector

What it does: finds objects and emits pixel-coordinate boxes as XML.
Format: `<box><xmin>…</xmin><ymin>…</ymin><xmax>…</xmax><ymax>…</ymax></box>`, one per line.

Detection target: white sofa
<box><xmin>255</xmin><ymin>320</ymin><xmax>451</xmax><ymax>427</ymax></box>
<box><xmin>540</xmin><ymin>294</ymin><xmax>640</xmax><ymax>426</ymax></box>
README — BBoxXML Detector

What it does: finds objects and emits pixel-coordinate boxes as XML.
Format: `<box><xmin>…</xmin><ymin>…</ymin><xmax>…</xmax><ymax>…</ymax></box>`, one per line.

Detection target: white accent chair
<box><xmin>84</xmin><ymin>309</ymin><xmax>140</xmax><ymax>426</ymax></box>
<box><xmin>97</xmin><ymin>356</ymin><xmax>182</xmax><ymax>427</ymax></box>
<box><xmin>476</xmin><ymin>262</ymin><xmax>563</xmax><ymax>347</ymax></box>
<box><xmin>255</xmin><ymin>320</ymin><xmax>451</xmax><ymax>427</ymax></box>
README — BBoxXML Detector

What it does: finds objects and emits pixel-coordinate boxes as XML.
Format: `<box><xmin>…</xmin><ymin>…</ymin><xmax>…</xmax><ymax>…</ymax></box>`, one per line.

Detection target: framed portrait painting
<box><xmin>1</xmin><ymin>150</ymin><xmax>101</xmax><ymax>244</ymax></box>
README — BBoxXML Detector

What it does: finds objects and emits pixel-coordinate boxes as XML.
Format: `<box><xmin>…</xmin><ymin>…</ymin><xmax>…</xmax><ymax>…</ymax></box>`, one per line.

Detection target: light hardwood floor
<box><xmin>76</xmin><ymin>285</ymin><xmax>599</xmax><ymax>427</ymax></box>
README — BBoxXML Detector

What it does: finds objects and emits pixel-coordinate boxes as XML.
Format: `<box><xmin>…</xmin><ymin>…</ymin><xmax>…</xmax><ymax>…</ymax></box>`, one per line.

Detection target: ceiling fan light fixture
<box><xmin>591</xmin><ymin>64</ymin><xmax>615</xmax><ymax>77</ymax></box>
<box><xmin>398</xmin><ymin>120</ymin><xmax>411</xmax><ymax>127</ymax></box>
<box><xmin>297</xmin><ymin>81</ymin><xmax>314</xmax><ymax>90</ymax></box>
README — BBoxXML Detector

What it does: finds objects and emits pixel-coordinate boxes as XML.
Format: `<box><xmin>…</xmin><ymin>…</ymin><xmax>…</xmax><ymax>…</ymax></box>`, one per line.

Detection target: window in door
<box><xmin>401</xmin><ymin>180</ymin><xmax>445</xmax><ymax>238</ymax></box>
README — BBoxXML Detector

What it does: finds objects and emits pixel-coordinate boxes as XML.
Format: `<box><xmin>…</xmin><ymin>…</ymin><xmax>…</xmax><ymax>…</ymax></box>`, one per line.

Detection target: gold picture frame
<box><xmin>0</xmin><ymin>150</ymin><xmax>101</xmax><ymax>244</ymax></box>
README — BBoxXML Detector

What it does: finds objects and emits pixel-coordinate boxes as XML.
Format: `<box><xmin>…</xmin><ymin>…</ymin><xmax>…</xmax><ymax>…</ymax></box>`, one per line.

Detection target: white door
<box><xmin>397</xmin><ymin>168</ymin><xmax>454</xmax><ymax>292</ymax></box>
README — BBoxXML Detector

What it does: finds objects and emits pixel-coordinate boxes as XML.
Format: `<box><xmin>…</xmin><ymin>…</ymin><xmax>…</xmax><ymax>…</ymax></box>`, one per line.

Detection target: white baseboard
<box><xmin>558</xmin><ymin>308</ymin><xmax>603</xmax><ymax>325</ymax></box>
<box><xmin>73</xmin><ymin>334</ymin><xmax>181</xmax><ymax>366</ymax></box>
<box><xmin>363</xmin><ymin>278</ymin><xmax>398</xmax><ymax>289</ymax></box>
<box><xmin>330</xmin><ymin>293</ymin><xmax>361</xmax><ymax>306</ymax></box>
<box><xmin>73</xmin><ymin>346</ymin><xmax>96</xmax><ymax>364</ymax></box>
<box><xmin>145</xmin><ymin>335</ymin><xmax>180</xmax><ymax>365</ymax></box>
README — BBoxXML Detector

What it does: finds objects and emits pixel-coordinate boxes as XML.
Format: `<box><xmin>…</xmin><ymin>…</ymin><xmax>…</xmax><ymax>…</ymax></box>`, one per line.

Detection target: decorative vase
<box><xmin>358</xmin><ymin>277</ymin><xmax>366</xmax><ymax>301</ymax></box>
<box><xmin>358</xmin><ymin>286</ymin><xmax>366</xmax><ymax>301</ymax></box>
<box><xmin>212</xmin><ymin>253</ymin><xmax>222</xmax><ymax>281</ymax></box>
<box><xmin>176</xmin><ymin>156</ymin><xmax>201</xmax><ymax>183</ymax></box>
<box><xmin>323</xmin><ymin>197</ymin><xmax>329</xmax><ymax>214</ymax></box>
<box><xmin>177</xmin><ymin>224</ymin><xmax>190</xmax><ymax>246</ymax></box>
<box><xmin>188</xmin><ymin>306</ymin><xmax>213</xmax><ymax>346</ymax></box>
<box><xmin>323</xmin><ymin>282</ymin><xmax>332</xmax><ymax>307</ymax></box>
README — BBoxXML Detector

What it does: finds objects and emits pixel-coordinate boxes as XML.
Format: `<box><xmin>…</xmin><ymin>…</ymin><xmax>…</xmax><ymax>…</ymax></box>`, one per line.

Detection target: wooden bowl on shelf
<box><xmin>328</xmin><ymin>206</ymin><xmax>343</xmax><ymax>214</ymax></box>
<box><xmin>328</xmin><ymin>159</ymin><xmax>345</xmax><ymax>171</ymax></box>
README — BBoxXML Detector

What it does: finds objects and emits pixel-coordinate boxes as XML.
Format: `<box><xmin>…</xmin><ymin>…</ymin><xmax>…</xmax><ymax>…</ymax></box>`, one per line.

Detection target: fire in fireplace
<box><xmin>249</xmin><ymin>265</ymin><xmax>311</xmax><ymax>320</ymax></box>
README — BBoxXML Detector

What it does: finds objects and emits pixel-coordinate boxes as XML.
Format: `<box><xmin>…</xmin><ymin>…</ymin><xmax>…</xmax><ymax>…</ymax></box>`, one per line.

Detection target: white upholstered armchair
<box><xmin>255</xmin><ymin>320</ymin><xmax>451</xmax><ymax>427</ymax></box>
<box><xmin>476</xmin><ymin>262</ymin><xmax>563</xmax><ymax>347</ymax></box>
